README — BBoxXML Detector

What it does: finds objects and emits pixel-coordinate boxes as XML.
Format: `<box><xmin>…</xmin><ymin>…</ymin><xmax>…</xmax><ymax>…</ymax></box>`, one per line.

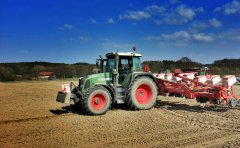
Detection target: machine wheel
<box><xmin>228</xmin><ymin>98</ymin><xmax>238</xmax><ymax>107</ymax></box>
<box><xmin>175</xmin><ymin>93</ymin><xmax>184</xmax><ymax>98</ymax></box>
<box><xmin>196</xmin><ymin>97</ymin><xmax>208</xmax><ymax>103</ymax></box>
<box><xmin>126</xmin><ymin>77</ymin><xmax>157</xmax><ymax>110</ymax></box>
<box><xmin>82</xmin><ymin>86</ymin><xmax>112</xmax><ymax>115</ymax></box>
<box><xmin>209</xmin><ymin>99</ymin><xmax>221</xmax><ymax>105</ymax></box>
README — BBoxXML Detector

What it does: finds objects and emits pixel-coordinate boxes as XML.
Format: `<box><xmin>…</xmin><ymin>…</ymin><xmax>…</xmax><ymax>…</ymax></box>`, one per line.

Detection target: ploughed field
<box><xmin>0</xmin><ymin>81</ymin><xmax>239</xmax><ymax>147</ymax></box>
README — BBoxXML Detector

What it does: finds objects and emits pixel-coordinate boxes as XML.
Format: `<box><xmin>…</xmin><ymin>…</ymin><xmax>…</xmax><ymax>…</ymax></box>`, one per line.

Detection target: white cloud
<box><xmin>144</xmin><ymin>28</ymin><xmax>240</xmax><ymax>44</ymax></box>
<box><xmin>79</xmin><ymin>36</ymin><xmax>89</xmax><ymax>42</ymax></box>
<box><xmin>162</xmin><ymin>31</ymin><xmax>191</xmax><ymax>41</ymax></box>
<box><xmin>163</xmin><ymin>18</ymin><xmax>179</xmax><ymax>24</ymax></box>
<box><xmin>144</xmin><ymin>30</ymin><xmax>217</xmax><ymax>44</ymax></box>
<box><xmin>223</xmin><ymin>0</ymin><xmax>240</xmax><ymax>15</ymax></box>
<box><xmin>59</xmin><ymin>24</ymin><xmax>74</xmax><ymax>30</ymax></box>
<box><xmin>107</xmin><ymin>18</ymin><xmax>114</xmax><ymax>24</ymax></box>
<box><xmin>214</xmin><ymin>0</ymin><xmax>240</xmax><ymax>15</ymax></box>
<box><xmin>64</xmin><ymin>24</ymin><xmax>74</xmax><ymax>30</ymax></box>
<box><xmin>177</xmin><ymin>5</ymin><xmax>196</xmax><ymax>20</ymax></box>
<box><xmin>177</xmin><ymin>5</ymin><xmax>197</xmax><ymax>22</ymax></box>
<box><xmin>143</xmin><ymin>31</ymin><xmax>191</xmax><ymax>43</ymax></box>
<box><xmin>144</xmin><ymin>5</ymin><xmax>165</xmax><ymax>14</ymax></box>
<box><xmin>119</xmin><ymin>5</ymin><xmax>165</xmax><ymax>21</ymax></box>
<box><xmin>162</xmin><ymin>5</ymin><xmax>204</xmax><ymax>24</ymax></box>
<box><xmin>120</xmin><ymin>4</ymin><xmax>203</xmax><ymax>24</ymax></box>
<box><xmin>214</xmin><ymin>7</ymin><xmax>222</xmax><ymax>12</ymax></box>
<box><xmin>189</xmin><ymin>22</ymin><xmax>208</xmax><ymax>32</ymax></box>
<box><xmin>193</xmin><ymin>33</ymin><xmax>214</xmax><ymax>42</ymax></box>
<box><xmin>119</xmin><ymin>11</ymin><xmax>151</xmax><ymax>20</ymax></box>
<box><xmin>219</xmin><ymin>29</ymin><xmax>240</xmax><ymax>41</ymax></box>
<box><xmin>209</xmin><ymin>18</ymin><xmax>222</xmax><ymax>27</ymax></box>
<box><xmin>89</xmin><ymin>18</ymin><xmax>98</xmax><ymax>24</ymax></box>
<box><xmin>142</xmin><ymin>35</ymin><xmax>161</xmax><ymax>41</ymax></box>
<box><xmin>189</xmin><ymin>19</ymin><xmax>222</xmax><ymax>32</ymax></box>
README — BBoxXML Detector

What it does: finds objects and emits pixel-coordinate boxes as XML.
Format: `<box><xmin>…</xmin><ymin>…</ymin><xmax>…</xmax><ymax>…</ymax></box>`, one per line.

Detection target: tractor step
<box><xmin>116</xmin><ymin>87</ymin><xmax>125</xmax><ymax>96</ymax></box>
<box><xmin>116</xmin><ymin>87</ymin><xmax>124</xmax><ymax>92</ymax></box>
<box><xmin>115</xmin><ymin>96</ymin><xmax>125</xmax><ymax>103</ymax></box>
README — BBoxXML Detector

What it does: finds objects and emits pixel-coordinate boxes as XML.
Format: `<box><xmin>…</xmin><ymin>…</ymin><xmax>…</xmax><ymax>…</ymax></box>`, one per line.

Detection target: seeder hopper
<box><xmin>154</xmin><ymin>72</ymin><xmax>240</xmax><ymax>107</ymax></box>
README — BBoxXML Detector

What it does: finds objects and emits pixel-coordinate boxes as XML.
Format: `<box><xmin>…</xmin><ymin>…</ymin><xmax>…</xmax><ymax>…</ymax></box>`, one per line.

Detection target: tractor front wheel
<box><xmin>82</xmin><ymin>86</ymin><xmax>112</xmax><ymax>115</ymax></box>
<box><xmin>126</xmin><ymin>77</ymin><xmax>157</xmax><ymax>110</ymax></box>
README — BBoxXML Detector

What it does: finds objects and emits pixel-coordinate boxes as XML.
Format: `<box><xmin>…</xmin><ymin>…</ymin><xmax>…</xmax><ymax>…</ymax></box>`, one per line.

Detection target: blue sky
<box><xmin>0</xmin><ymin>0</ymin><xmax>240</xmax><ymax>64</ymax></box>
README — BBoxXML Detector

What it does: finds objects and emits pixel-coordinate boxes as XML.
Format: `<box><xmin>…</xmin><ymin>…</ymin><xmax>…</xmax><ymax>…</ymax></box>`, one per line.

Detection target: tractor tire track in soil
<box><xmin>159</xmin><ymin>108</ymin><xmax>240</xmax><ymax>132</ymax></box>
<box><xmin>0</xmin><ymin>82</ymin><xmax>239</xmax><ymax>147</ymax></box>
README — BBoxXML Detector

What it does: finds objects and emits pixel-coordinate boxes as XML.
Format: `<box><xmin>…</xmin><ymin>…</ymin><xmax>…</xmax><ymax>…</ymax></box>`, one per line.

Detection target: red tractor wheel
<box><xmin>83</xmin><ymin>86</ymin><xmax>112</xmax><ymax>115</ymax></box>
<box><xmin>135</xmin><ymin>84</ymin><xmax>153</xmax><ymax>104</ymax></box>
<box><xmin>126</xmin><ymin>77</ymin><xmax>157</xmax><ymax>110</ymax></box>
<box><xmin>91</xmin><ymin>94</ymin><xmax>107</xmax><ymax>110</ymax></box>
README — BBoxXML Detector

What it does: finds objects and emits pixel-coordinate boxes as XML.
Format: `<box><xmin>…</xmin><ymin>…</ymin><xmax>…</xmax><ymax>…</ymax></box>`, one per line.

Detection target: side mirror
<box><xmin>96</xmin><ymin>61</ymin><xmax>99</xmax><ymax>67</ymax></box>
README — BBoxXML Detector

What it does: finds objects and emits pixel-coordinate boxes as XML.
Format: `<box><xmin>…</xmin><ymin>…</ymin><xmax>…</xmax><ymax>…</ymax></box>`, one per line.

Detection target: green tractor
<box><xmin>56</xmin><ymin>49</ymin><xmax>158</xmax><ymax>115</ymax></box>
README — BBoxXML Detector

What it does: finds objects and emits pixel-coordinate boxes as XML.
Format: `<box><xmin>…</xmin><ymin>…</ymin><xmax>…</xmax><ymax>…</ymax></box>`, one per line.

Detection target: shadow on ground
<box><xmin>155</xmin><ymin>100</ymin><xmax>231</xmax><ymax>113</ymax></box>
<box><xmin>50</xmin><ymin>105</ymin><xmax>85</xmax><ymax>115</ymax></box>
<box><xmin>50</xmin><ymin>103</ymin><xmax>131</xmax><ymax>116</ymax></box>
<box><xmin>50</xmin><ymin>99</ymin><xmax>239</xmax><ymax>115</ymax></box>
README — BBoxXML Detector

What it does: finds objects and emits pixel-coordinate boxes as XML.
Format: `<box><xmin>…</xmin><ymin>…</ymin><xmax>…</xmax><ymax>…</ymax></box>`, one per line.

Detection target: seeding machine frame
<box><xmin>154</xmin><ymin>73</ymin><xmax>239</xmax><ymax>107</ymax></box>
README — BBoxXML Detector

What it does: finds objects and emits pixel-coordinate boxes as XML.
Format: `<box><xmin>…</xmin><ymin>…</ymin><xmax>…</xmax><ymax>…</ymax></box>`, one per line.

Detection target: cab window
<box><xmin>133</xmin><ymin>57</ymin><xmax>141</xmax><ymax>70</ymax></box>
<box><xmin>106</xmin><ymin>59</ymin><xmax>115</xmax><ymax>72</ymax></box>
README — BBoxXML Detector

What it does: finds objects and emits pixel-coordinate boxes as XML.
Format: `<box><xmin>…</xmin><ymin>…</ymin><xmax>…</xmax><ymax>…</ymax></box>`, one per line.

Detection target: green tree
<box><xmin>0</xmin><ymin>66</ymin><xmax>15</xmax><ymax>81</ymax></box>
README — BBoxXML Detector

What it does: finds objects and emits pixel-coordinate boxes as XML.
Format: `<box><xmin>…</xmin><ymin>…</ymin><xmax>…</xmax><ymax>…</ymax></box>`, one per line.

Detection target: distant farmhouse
<box><xmin>38</xmin><ymin>72</ymin><xmax>56</xmax><ymax>80</ymax></box>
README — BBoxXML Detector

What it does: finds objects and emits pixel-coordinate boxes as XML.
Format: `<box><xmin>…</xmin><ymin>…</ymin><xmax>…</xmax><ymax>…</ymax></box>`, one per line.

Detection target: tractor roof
<box><xmin>106</xmin><ymin>52</ymin><xmax>142</xmax><ymax>58</ymax></box>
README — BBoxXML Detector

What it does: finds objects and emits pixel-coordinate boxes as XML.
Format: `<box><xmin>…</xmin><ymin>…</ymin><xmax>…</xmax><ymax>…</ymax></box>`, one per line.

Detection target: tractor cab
<box><xmin>97</xmin><ymin>52</ymin><xmax>142</xmax><ymax>84</ymax></box>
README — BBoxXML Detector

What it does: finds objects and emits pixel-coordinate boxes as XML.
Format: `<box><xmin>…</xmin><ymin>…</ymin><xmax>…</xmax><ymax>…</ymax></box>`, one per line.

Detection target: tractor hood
<box><xmin>79</xmin><ymin>73</ymin><xmax>112</xmax><ymax>93</ymax></box>
<box><xmin>87</xmin><ymin>72</ymin><xmax>112</xmax><ymax>84</ymax></box>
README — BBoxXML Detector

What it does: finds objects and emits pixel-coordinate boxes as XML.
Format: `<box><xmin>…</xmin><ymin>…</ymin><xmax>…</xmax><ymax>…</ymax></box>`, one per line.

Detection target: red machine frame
<box><xmin>155</xmin><ymin>73</ymin><xmax>239</xmax><ymax>107</ymax></box>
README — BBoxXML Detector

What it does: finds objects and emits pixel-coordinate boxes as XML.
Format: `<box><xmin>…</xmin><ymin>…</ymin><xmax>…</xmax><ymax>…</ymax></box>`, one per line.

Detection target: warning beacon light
<box><xmin>132</xmin><ymin>46</ymin><xmax>137</xmax><ymax>52</ymax></box>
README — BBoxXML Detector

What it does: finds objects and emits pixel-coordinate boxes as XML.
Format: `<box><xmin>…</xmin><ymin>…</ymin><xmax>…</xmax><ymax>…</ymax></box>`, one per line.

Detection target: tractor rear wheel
<box><xmin>126</xmin><ymin>77</ymin><xmax>157</xmax><ymax>110</ymax></box>
<box><xmin>82</xmin><ymin>86</ymin><xmax>112</xmax><ymax>115</ymax></box>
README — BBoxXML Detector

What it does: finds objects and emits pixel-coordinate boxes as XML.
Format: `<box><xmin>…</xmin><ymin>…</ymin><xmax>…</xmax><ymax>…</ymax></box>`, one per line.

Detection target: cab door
<box><xmin>118</xmin><ymin>57</ymin><xmax>132</xmax><ymax>85</ymax></box>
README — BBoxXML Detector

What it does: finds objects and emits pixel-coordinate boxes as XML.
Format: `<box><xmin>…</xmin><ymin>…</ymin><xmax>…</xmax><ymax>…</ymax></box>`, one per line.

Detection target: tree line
<box><xmin>143</xmin><ymin>57</ymin><xmax>202</xmax><ymax>73</ymax></box>
<box><xmin>210</xmin><ymin>58</ymin><xmax>240</xmax><ymax>76</ymax></box>
<box><xmin>0</xmin><ymin>62</ymin><xmax>95</xmax><ymax>81</ymax></box>
<box><xmin>143</xmin><ymin>57</ymin><xmax>240</xmax><ymax>76</ymax></box>
<box><xmin>0</xmin><ymin>57</ymin><xmax>239</xmax><ymax>81</ymax></box>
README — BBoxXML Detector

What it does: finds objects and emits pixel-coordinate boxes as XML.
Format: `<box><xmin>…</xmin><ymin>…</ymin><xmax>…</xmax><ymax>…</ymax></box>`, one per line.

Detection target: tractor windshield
<box><xmin>133</xmin><ymin>57</ymin><xmax>141</xmax><ymax>71</ymax></box>
<box><xmin>106</xmin><ymin>59</ymin><xmax>115</xmax><ymax>72</ymax></box>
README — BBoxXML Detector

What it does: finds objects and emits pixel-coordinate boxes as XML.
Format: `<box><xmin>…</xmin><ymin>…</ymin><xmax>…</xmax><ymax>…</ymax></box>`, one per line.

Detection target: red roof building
<box><xmin>38</xmin><ymin>72</ymin><xmax>55</xmax><ymax>79</ymax></box>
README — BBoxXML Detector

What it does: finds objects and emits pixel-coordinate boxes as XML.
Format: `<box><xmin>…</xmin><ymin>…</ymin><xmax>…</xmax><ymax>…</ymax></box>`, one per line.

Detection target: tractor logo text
<box><xmin>98</xmin><ymin>78</ymin><xmax>112</xmax><ymax>81</ymax></box>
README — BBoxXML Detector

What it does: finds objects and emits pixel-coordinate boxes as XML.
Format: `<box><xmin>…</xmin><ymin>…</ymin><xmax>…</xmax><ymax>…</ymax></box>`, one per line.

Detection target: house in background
<box><xmin>38</xmin><ymin>72</ymin><xmax>56</xmax><ymax>80</ymax></box>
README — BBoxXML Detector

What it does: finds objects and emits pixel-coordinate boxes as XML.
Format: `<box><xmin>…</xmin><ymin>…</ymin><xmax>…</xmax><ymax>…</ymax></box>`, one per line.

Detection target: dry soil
<box><xmin>0</xmin><ymin>81</ymin><xmax>239</xmax><ymax>147</ymax></box>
